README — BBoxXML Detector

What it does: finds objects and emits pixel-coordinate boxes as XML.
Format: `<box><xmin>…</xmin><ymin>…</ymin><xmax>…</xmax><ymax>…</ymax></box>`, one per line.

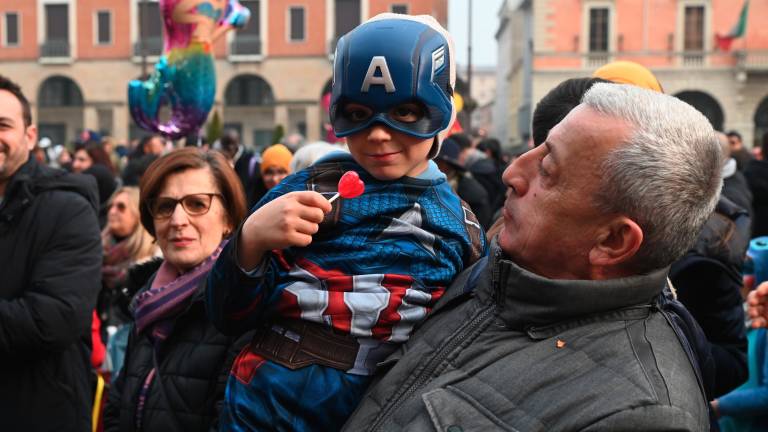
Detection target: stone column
<box><xmin>83</xmin><ymin>105</ymin><xmax>99</xmax><ymax>132</ymax></box>
<box><xmin>305</xmin><ymin>104</ymin><xmax>321</xmax><ymax>142</ymax></box>
<box><xmin>274</xmin><ymin>104</ymin><xmax>289</xmax><ymax>131</ymax></box>
<box><xmin>113</xmin><ymin>104</ymin><xmax>129</xmax><ymax>143</ymax></box>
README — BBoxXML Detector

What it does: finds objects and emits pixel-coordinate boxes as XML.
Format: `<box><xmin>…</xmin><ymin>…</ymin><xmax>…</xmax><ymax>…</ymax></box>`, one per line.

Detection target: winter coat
<box><xmin>723</xmin><ymin>170</ymin><xmax>753</xmax><ymax>219</ymax></box>
<box><xmin>745</xmin><ymin>159</ymin><xmax>768</xmax><ymax>237</ymax></box>
<box><xmin>103</xmin><ymin>260</ymin><xmax>252</xmax><ymax>432</ymax></box>
<box><xmin>468</xmin><ymin>158</ymin><xmax>506</xmax><ymax>215</ymax></box>
<box><xmin>0</xmin><ymin>158</ymin><xmax>102</xmax><ymax>432</ymax></box>
<box><xmin>670</xmin><ymin>196</ymin><xmax>750</xmax><ymax>398</ymax></box>
<box><xmin>343</xmin><ymin>243</ymin><xmax>710</xmax><ymax>431</ymax></box>
<box><xmin>455</xmin><ymin>173</ymin><xmax>493</xmax><ymax>230</ymax></box>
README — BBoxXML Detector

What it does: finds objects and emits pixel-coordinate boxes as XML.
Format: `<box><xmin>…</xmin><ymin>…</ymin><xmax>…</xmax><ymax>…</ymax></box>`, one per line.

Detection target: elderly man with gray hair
<box><xmin>342</xmin><ymin>83</ymin><xmax>719</xmax><ymax>431</ymax></box>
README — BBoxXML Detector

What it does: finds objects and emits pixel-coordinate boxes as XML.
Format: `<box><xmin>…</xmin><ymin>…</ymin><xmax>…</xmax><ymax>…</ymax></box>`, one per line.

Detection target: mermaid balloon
<box><xmin>128</xmin><ymin>0</ymin><xmax>250</xmax><ymax>139</ymax></box>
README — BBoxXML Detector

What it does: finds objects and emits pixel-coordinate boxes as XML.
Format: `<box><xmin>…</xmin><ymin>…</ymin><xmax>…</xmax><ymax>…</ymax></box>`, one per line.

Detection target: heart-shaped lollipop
<box><xmin>328</xmin><ymin>170</ymin><xmax>365</xmax><ymax>203</ymax></box>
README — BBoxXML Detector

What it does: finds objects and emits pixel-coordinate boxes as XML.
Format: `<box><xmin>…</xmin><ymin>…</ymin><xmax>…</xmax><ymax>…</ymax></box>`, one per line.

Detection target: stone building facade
<box><xmin>496</xmin><ymin>0</ymin><xmax>768</xmax><ymax>150</ymax></box>
<box><xmin>0</xmin><ymin>0</ymin><xmax>448</xmax><ymax>148</ymax></box>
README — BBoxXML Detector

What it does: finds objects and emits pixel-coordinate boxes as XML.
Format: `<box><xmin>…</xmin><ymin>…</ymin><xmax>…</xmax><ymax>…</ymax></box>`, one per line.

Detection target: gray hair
<box><xmin>581</xmin><ymin>83</ymin><xmax>722</xmax><ymax>272</ymax></box>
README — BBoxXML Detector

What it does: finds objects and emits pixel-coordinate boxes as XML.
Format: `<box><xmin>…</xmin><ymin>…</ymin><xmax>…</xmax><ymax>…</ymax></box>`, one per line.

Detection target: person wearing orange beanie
<box><xmin>259</xmin><ymin>144</ymin><xmax>292</xmax><ymax>189</ymax></box>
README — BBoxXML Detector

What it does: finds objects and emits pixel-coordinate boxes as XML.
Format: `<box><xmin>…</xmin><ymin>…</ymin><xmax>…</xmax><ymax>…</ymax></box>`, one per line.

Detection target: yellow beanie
<box><xmin>260</xmin><ymin>144</ymin><xmax>293</xmax><ymax>175</ymax></box>
<box><xmin>593</xmin><ymin>61</ymin><xmax>663</xmax><ymax>93</ymax></box>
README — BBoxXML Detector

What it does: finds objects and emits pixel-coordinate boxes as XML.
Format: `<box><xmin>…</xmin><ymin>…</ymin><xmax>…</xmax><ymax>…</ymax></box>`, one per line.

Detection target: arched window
<box><xmin>38</xmin><ymin>76</ymin><xmax>83</xmax><ymax>107</ymax></box>
<box><xmin>224</xmin><ymin>74</ymin><xmax>275</xmax><ymax>106</ymax></box>
<box><xmin>674</xmin><ymin>90</ymin><xmax>724</xmax><ymax>131</ymax></box>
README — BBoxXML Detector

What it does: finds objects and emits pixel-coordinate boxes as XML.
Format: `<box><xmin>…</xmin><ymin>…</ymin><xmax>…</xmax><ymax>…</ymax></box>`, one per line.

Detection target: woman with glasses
<box><xmin>99</xmin><ymin>187</ymin><xmax>160</xmax><ymax>379</ymax></box>
<box><xmin>103</xmin><ymin>148</ymin><xmax>249</xmax><ymax>432</ymax></box>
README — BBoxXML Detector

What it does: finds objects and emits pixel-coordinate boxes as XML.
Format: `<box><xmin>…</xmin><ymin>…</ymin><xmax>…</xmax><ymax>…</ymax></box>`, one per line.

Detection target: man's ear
<box><xmin>589</xmin><ymin>216</ymin><xmax>643</xmax><ymax>268</ymax></box>
<box><xmin>24</xmin><ymin>125</ymin><xmax>37</xmax><ymax>151</ymax></box>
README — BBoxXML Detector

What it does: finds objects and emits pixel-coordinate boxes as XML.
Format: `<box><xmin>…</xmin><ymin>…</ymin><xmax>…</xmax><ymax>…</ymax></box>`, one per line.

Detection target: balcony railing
<box><xmin>736</xmin><ymin>50</ymin><xmax>768</xmax><ymax>70</ymax></box>
<box><xmin>230</xmin><ymin>35</ymin><xmax>262</xmax><ymax>56</ymax></box>
<box><xmin>40</xmin><ymin>40</ymin><xmax>70</xmax><ymax>58</ymax></box>
<box><xmin>586</xmin><ymin>52</ymin><xmax>610</xmax><ymax>68</ymax></box>
<box><xmin>681</xmin><ymin>52</ymin><xmax>705</xmax><ymax>67</ymax></box>
<box><xmin>133</xmin><ymin>37</ymin><xmax>163</xmax><ymax>57</ymax></box>
<box><xmin>532</xmin><ymin>49</ymin><xmax>746</xmax><ymax>70</ymax></box>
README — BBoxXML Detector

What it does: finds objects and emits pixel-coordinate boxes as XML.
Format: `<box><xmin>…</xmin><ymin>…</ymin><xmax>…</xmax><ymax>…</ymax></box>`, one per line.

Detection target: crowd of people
<box><xmin>3</xmin><ymin>11</ymin><xmax>768</xmax><ymax>432</ymax></box>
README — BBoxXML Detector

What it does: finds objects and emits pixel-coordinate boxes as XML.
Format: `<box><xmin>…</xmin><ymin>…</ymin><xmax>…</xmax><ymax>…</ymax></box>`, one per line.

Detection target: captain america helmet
<box><xmin>330</xmin><ymin>14</ymin><xmax>456</xmax><ymax>144</ymax></box>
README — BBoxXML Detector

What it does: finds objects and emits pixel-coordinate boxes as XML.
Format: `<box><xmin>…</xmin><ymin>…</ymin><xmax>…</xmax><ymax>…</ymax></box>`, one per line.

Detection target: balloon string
<box><xmin>327</xmin><ymin>192</ymin><xmax>340</xmax><ymax>204</ymax></box>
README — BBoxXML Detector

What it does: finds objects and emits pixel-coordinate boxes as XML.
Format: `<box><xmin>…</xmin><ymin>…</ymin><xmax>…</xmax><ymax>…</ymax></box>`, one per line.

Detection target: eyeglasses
<box><xmin>146</xmin><ymin>193</ymin><xmax>222</xmax><ymax>220</ymax></box>
<box><xmin>109</xmin><ymin>202</ymin><xmax>128</xmax><ymax>212</ymax></box>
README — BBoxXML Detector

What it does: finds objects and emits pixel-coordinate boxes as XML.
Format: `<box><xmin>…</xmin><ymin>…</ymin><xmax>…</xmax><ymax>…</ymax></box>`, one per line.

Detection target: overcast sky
<box><xmin>448</xmin><ymin>0</ymin><xmax>505</xmax><ymax>69</ymax></box>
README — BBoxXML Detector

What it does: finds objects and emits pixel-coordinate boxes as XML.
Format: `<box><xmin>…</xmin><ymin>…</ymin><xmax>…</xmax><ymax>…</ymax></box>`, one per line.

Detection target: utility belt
<box><xmin>249</xmin><ymin>318</ymin><xmax>395</xmax><ymax>375</ymax></box>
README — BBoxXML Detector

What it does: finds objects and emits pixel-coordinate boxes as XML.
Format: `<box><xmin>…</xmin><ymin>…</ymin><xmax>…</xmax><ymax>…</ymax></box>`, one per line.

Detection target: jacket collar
<box><xmin>488</xmin><ymin>243</ymin><xmax>668</xmax><ymax>330</ymax></box>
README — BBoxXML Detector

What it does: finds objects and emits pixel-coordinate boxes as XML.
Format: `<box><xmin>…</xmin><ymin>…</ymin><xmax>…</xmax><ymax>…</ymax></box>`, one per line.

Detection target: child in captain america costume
<box><xmin>206</xmin><ymin>13</ymin><xmax>487</xmax><ymax>431</ymax></box>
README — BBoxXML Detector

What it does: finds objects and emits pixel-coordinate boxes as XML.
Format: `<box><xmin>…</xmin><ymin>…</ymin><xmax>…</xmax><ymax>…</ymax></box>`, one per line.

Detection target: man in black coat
<box><xmin>435</xmin><ymin>138</ymin><xmax>493</xmax><ymax>230</ymax></box>
<box><xmin>745</xmin><ymin>132</ymin><xmax>768</xmax><ymax>237</ymax></box>
<box><xmin>0</xmin><ymin>75</ymin><xmax>102</xmax><ymax>431</ymax></box>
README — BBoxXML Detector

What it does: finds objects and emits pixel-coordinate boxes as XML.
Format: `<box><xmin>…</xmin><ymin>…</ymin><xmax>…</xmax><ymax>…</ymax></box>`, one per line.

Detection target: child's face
<box><xmin>344</xmin><ymin>103</ymin><xmax>434</xmax><ymax>180</ymax></box>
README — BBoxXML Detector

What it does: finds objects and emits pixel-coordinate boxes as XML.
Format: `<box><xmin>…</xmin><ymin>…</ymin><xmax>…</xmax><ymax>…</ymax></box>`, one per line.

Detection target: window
<box><xmin>45</xmin><ymin>4</ymin><xmax>68</xmax><ymax>41</ymax></box>
<box><xmin>588</xmin><ymin>7</ymin><xmax>609</xmax><ymax>52</ymax></box>
<box><xmin>391</xmin><ymin>4</ymin><xmax>408</xmax><ymax>14</ymax></box>
<box><xmin>335</xmin><ymin>0</ymin><xmax>360</xmax><ymax>39</ymax></box>
<box><xmin>39</xmin><ymin>76</ymin><xmax>83</xmax><ymax>107</ymax></box>
<box><xmin>289</xmin><ymin>7</ymin><xmax>305</xmax><ymax>42</ymax></box>
<box><xmin>225</xmin><ymin>75</ymin><xmax>275</xmax><ymax>106</ymax></box>
<box><xmin>253</xmin><ymin>129</ymin><xmax>273</xmax><ymax>149</ymax></box>
<box><xmin>684</xmin><ymin>6</ymin><xmax>704</xmax><ymax>51</ymax></box>
<box><xmin>96</xmin><ymin>10</ymin><xmax>111</xmax><ymax>45</ymax></box>
<box><xmin>4</xmin><ymin>12</ymin><xmax>19</xmax><ymax>46</ymax></box>
<box><xmin>232</xmin><ymin>0</ymin><xmax>261</xmax><ymax>55</ymax></box>
<box><xmin>42</xmin><ymin>4</ymin><xmax>69</xmax><ymax>57</ymax></box>
<box><xmin>136</xmin><ymin>1</ymin><xmax>162</xmax><ymax>56</ymax></box>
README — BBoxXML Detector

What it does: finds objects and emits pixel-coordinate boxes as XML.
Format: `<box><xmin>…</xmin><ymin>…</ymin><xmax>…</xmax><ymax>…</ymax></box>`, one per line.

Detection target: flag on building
<box><xmin>716</xmin><ymin>0</ymin><xmax>749</xmax><ymax>51</ymax></box>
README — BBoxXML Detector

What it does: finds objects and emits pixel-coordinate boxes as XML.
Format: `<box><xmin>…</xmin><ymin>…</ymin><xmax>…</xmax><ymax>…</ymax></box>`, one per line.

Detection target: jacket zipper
<box><xmin>369</xmin><ymin>303</ymin><xmax>496</xmax><ymax>431</ymax></box>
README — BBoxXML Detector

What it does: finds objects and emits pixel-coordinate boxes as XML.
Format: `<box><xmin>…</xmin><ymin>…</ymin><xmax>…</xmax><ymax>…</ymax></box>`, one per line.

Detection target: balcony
<box><xmin>133</xmin><ymin>37</ymin><xmax>163</xmax><ymax>57</ymax></box>
<box><xmin>40</xmin><ymin>40</ymin><xmax>70</xmax><ymax>58</ymax></box>
<box><xmin>229</xmin><ymin>35</ymin><xmax>262</xmax><ymax>57</ymax></box>
<box><xmin>585</xmin><ymin>52</ymin><xmax>610</xmax><ymax>68</ymax></box>
<box><xmin>735</xmin><ymin>50</ymin><xmax>768</xmax><ymax>71</ymax></box>
<box><xmin>681</xmin><ymin>51</ymin><xmax>705</xmax><ymax>67</ymax></box>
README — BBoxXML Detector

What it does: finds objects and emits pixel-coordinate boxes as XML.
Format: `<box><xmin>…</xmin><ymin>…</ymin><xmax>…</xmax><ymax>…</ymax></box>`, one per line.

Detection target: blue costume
<box><xmin>207</xmin><ymin>153</ymin><xmax>485</xmax><ymax>430</ymax></box>
<box><xmin>206</xmin><ymin>14</ymin><xmax>481</xmax><ymax>431</ymax></box>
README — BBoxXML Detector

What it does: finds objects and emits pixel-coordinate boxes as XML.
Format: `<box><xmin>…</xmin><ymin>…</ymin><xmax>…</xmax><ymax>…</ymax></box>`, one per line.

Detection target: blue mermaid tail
<box><xmin>128</xmin><ymin>42</ymin><xmax>215</xmax><ymax>139</ymax></box>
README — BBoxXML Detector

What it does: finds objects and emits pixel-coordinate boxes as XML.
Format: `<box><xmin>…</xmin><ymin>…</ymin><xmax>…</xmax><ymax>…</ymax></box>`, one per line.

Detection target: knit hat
<box><xmin>260</xmin><ymin>144</ymin><xmax>293</xmax><ymax>175</ymax></box>
<box><xmin>593</xmin><ymin>61</ymin><xmax>663</xmax><ymax>93</ymax></box>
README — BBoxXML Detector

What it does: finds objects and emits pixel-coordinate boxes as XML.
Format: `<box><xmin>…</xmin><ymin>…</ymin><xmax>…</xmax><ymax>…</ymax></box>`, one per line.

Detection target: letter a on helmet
<box><xmin>330</xmin><ymin>13</ymin><xmax>457</xmax><ymax>157</ymax></box>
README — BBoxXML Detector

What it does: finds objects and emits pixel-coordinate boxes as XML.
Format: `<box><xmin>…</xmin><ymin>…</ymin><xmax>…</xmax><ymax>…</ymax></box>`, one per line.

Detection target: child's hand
<box><xmin>237</xmin><ymin>191</ymin><xmax>332</xmax><ymax>270</ymax></box>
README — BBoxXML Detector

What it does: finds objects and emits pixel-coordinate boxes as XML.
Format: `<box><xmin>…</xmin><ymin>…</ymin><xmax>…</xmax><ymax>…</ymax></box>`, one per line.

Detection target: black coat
<box><xmin>669</xmin><ymin>197</ymin><xmax>750</xmax><ymax>398</ymax></box>
<box><xmin>723</xmin><ymin>170</ymin><xmax>753</xmax><ymax>220</ymax></box>
<box><xmin>745</xmin><ymin>159</ymin><xmax>768</xmax><ymax>237</ymax></box>
<box><xmin>0</xmin><ymin>158</ymin><xmax>102</xmax><ymax>432</ymax></box>
<box><xmin>104</xmin><ymin>260</ymin><xmax>252</xmax><ymax>432</ymax></box>
<box><xmin>455</xmin><ymin>173</ymin><xmax>493</xmax><ymax>230</ymax></box>
<box><xmin>468</xmin><ymin>158</ymin><xmax>507</xmax><ymax>215</ymax></box>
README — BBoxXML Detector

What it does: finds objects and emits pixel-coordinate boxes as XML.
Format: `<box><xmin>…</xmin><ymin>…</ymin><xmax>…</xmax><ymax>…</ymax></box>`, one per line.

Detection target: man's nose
<box><xmin>502</xmin><ymin>150</ymin><xmax>535</xmax><ymax>197</ymax></box>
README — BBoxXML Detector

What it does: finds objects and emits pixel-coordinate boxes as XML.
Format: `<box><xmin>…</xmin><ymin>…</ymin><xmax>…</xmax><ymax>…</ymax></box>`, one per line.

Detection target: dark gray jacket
<box><xmin>343</xmin><ymin>244</ymin><xmax>709</xmax><ymax>431</ymax></box>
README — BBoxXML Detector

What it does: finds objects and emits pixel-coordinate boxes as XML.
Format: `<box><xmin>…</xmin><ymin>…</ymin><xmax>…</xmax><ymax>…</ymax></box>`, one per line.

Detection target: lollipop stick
<box><xmin>327</xmin><ymin>192</ymin><xmax>340</xmax><ymax>204</ymax></box>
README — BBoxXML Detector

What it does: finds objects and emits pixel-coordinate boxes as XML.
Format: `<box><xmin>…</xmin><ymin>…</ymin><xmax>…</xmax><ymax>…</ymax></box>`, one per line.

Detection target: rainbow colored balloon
<box><xmin>128</xmin><ymin>0</ymin><xmax>250</xmax><ymax>139</ymax></box>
